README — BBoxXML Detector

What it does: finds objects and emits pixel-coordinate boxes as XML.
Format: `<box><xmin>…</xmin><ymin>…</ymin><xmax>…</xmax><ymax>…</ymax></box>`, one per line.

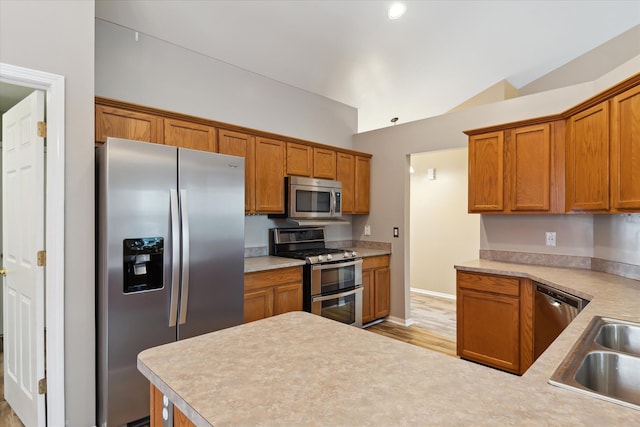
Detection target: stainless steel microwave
<box><xmin>288</xmin><ymin>176</ymin><xmax>342</xmax><ymax>219</ymax></box>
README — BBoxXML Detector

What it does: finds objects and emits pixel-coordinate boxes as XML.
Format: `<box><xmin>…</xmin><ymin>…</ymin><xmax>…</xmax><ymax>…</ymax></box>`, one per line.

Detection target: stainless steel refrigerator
<box><xmin>96</xmin><ymin>137</ymin><xmax>245</xmax><ymax>426</ymax></box>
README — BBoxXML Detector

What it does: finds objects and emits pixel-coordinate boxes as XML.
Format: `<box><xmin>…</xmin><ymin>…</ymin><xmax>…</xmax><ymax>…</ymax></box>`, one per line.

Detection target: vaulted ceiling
<box><xmin>94</xmin><ymin>1</ymin><xmax>639</xmax><ymax>131</ymax></box>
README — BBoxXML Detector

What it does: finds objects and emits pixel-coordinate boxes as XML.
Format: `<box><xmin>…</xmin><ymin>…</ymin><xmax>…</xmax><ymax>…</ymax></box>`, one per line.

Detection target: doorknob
<box><xmin>0</xmin><ymin>268</ymin><xmax>6</xmax><ymax>276</ymax></box>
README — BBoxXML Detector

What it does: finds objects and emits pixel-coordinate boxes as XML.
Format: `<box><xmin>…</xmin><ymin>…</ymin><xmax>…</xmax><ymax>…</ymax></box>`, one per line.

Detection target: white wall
<box><xmin>410</xmin><ymin>148</ymin><xmax>479</xmax><ymax>297</ymax></box>
<box><xmin>353</xmin><ymin>55</ymin><xmax>640</xmax><ymax>322</ymax></box>
<box><xmin>0</xmin><ymin>1</ymin><xmax>95</xmax><ymax>426</ymax></box>
<box><xmin>95</xmin><ymin>19</ymin><xmax>357</xmax><ymax>150</ymax></box>
<box><xmin>594</xmin><ymin>214</ymin><xmax>640</xmax><ymax>265</ymax></box>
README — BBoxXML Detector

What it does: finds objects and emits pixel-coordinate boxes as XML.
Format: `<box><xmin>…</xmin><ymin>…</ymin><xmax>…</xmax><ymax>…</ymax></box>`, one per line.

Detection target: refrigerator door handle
<box><xmin>178</xmin><ymin>189</ymin><xmax>190</xmax><ymax>325</ymax></box>
<box><xmin>169</xmin><ymin>189</ymin><xmax>180</xmax><ymax>327</ymax></box>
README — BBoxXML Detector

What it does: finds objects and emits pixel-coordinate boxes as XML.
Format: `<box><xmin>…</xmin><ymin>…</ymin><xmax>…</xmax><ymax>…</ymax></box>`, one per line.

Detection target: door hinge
<box><xmin>37</xmin><ymin>250</ymin><xmax>46</xmax><ymax>267</ymax></box>
<box><xmin>38</xmin><ymin>377</ymin><xmax>47</xmax><ymax>395</ymax></box>
<box><xmin>37</xmin><ymin>121</ymin><xmax>47</xmax><ymax>138</ymax></box>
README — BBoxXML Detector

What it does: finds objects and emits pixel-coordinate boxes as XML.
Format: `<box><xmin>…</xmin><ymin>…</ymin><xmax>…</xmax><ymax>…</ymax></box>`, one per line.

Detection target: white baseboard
<box><xmin>410</xmin><ymin>287</ymin><xmax>456</xmax><ymax>300</ymax></box>
<box><xmin>385</xmin><ymin>315</ymin><xmax>414</xmax><ymax>327</ymax></box>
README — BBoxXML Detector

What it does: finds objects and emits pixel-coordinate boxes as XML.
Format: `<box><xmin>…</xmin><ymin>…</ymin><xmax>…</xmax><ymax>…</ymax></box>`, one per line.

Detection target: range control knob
<box><xmin>351</xmin><ymin>251</ymin><xmax>357</xmax><ymax>257</ymax></box>
<box><xmin>317</xmin><ymin>255</ymin><xmax>324</xmax><ymax>262</ymax></box>
<box><xmin>326</xmin><ymin>254</ymin><xmax>333</xmax><ymax>261</ymax></box>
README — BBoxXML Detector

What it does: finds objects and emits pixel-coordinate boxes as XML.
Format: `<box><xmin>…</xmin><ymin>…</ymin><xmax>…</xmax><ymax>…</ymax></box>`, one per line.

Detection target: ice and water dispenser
<box><xmin>123</xmin><ymin>237</ymin><xmax>164</xmax><ymax>293</ymax></box>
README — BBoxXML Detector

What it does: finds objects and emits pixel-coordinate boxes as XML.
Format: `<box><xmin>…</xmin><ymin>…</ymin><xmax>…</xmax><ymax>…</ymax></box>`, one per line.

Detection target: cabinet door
<box><xmin>255</xmin><ymin>137</ymin><xmax>286</xmax><ymax>213</ymax></box>
<box><xmin>95</xmin><ymin>105</ymin><xmax>162</xmax><ymax>144</ymax></box>
<box><xmin>468</xmin><ymin>131</ymin><xmax>504</xmax><ymax>212</ymax></box>
<box><xmin>164</xmin><ymin>118</ymin><xmax>217</xmax><ymax>152</ymax></box>
<box><xmin>354</xmin><ymin>156</ymin><xmax>371</xmax><ymax>214</ymax></box>
<box><xmin>244</xmin><ymin>288</ymin><xmax>274</xmax><ymax>323</ymax></box>
<box><xmin>273</xmin><ymin>282</ymin><xmax>303</xmax><ymax>315</ymax></box>
<box><xmin>361</xmin><ymin>269</ymin><xmax>374</xmax><ymax>324</ymax></box>
<box><xmin>286</xmin><ymin>142</ymin><xmax>313</xmax><ymax>177</ymax></box>
<box><xmin>611</xmin><ymin>85</ymin><xmax>640</xmax><ymax>210</ymax></box>
<box><xmin>313</xmin><ymin>148</ymin><xmax>337</xmax><ymax>179</ymax></box>
<box><xmin>457</xmin><ymin>288</ymin><xmax>520</xmax><ymax>374</ymax></box>
<box><xmin>219</xmin><ymin>129</ymin><xmax>256</xmax><ymax>212</ymax></box>
<box><xmin>336</xmin><ymin>152</ymin><xmax>355</xmax><ymax>214</ymax></box>
<box><xmin>373</xmin><ymin>267</ymin><xmax>390</xmax><ymax>319</ymax></box>
<box><xmin>509</xmin><ymin>124</ymin><xmax>551</xmax><ymax>211</ymax></box>
<box><xmin>150</xmin><ymin>384</ymin><xmax>195</xmax><ymax>427</ymax></box>
<box><xmin>566</xmin><ymin>101</ymin><xmax>610</xmax><ymax>211</ymax></box>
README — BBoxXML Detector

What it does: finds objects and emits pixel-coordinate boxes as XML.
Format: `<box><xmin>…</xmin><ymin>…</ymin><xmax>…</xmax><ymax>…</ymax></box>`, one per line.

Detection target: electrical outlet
<box><xmin>364</xmin><ymin>225</ymin><xmax>371</xmax><ymax>236</ymax></box>
<box><xmin>545</xmin><ymin>231</ymin><xmax>556</xmax><ymax>247</ymax></box>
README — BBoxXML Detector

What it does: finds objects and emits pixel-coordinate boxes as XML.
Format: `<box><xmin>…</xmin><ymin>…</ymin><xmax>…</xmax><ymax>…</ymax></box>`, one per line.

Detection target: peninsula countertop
<box><xmin>138</xmin><ymin>259</ymin><xmax>640</xmax><ymax>426</ymax></box>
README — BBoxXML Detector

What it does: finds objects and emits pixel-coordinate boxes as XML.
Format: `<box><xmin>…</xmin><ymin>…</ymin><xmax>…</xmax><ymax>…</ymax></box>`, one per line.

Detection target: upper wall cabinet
<box><xmin>254</xmin><ymin>137</ymin><xmax>286</xmax><ymax>214</ymax></box>
<box><xmin>566</xmin><ymin>101</ymin><xmax>610</xmax><ymax>212</ymax></box>
<box><xmin>465</xmin><ymin>72</ymin><xmax>640</xmax><ymax>215</ymax></box>
<box><xmin>218</xmin><ymin>129</ymin><xmax>256</xmax><ymax>213</ymax></box>
<box><xmin>468</xmin><ymin>131</ymin><xmax>504</xmax><ymax>212</ymax></box>
<box><xmin>354</xmin><ymin>156</ymin><xmax>371</xmax><ymax>214</ymax></box>
<box><xmin>610</xmin><ymin>85</ymin><xmax>640</xmax><ymax>211</ymax></box>
<box><xmin>95</xmin><ymin>97</ymin><xmax>373</xmax><ymax>216</ymax></box>
<box><xmin>164</xmin><ymin>118</ymin><xmax>217</xmax><ymax>152</ymax></box>
<box><xmin>313</xmin><ymin>147</ymin><xmax>337</xmax><ymax>180</ymax></box>
<box><xmin>286</xmin><ymin>142</ymin><xmax>313</xmax><ymax>177</ymax></box>
<box><xmin>95</xmin><ymin>104</ymin><xmax>163</xmax><ymax>144</ymax></box>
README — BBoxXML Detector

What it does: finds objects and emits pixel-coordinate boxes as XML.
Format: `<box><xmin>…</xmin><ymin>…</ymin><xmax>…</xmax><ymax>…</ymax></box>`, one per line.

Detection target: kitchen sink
<box><xmin>549</xmin><ymin>316</ymin><xmax>640</xmax><ymax>411</ymax></box>
<box><xmin>594</xmin><ymin>323</ymin><xmax>640</xmax><ymax>355</ymax></box>
<box><xmin>573</xmin><ymin>352</ymin><xmax>640</xmax><ymax>406</ymax></box>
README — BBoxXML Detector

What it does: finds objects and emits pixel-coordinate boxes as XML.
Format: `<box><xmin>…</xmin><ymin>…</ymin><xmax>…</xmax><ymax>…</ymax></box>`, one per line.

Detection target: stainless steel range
<box><xmin>270</xmin><ymin>227</ymin><xmax>363</xmax><ymax>327</ymax></box>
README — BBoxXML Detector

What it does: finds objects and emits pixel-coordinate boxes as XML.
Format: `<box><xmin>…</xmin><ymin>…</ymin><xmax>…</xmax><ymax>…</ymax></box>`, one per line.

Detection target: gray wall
<box><xmin>0</xmin><ymin>1</ymin><xmax>95</xmax><ymax>426</ymax></box>
<box><xmin>352</xmin><ymin>56</ymin><xmax>640</xmax><ymax>322</ymax></box>
<box><xmin>95</xmin><ymin>19</ymin><xmax>359</xmax><ymax>245</ymax></box>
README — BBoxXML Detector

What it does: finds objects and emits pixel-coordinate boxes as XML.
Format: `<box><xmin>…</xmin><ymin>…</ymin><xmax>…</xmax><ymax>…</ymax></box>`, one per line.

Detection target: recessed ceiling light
<box><xmin>388</xmin><ymin>2</ymin><xmax>406</xmax><ymax>20</ymax></box>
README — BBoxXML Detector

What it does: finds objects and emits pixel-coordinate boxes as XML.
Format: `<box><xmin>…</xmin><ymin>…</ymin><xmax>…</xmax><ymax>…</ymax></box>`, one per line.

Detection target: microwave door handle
<box><xmin>332</xmin><ymin>189</ymin><xmax>337</xmax><ymax>215</ymax></box>
<box><xmin>312</xmin><ymin>287</ymin><xmax>362</xmax><ymax>302</ymax></box>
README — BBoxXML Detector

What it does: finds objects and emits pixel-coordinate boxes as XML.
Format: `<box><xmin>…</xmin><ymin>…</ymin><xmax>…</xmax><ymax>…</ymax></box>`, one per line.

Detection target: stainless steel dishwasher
<box><xmin>534</xmin><ymin>282</ymin><xmax>589</xmax><ymax>359</ymax></box>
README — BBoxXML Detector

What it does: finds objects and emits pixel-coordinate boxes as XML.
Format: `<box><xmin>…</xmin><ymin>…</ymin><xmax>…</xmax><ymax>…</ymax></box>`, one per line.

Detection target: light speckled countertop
<box><xmin>243</xmin><ymin>247</ymin><xmax>390</xmax><ymax>273</ymax></box>
<box><xmin>139</xmin><ymin>260</ymin><xmax>640</xmax><ymax>426</ymax></box>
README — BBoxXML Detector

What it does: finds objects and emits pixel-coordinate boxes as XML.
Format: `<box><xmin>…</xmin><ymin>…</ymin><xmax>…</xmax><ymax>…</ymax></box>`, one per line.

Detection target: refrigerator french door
<box><xmin>96</xmin><ymin>138</ymin><xmax>245</xmax><ymax>426</ymax></box>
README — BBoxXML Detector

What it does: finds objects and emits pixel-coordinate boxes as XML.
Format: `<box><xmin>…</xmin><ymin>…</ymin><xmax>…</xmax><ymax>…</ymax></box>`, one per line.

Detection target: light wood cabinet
<box><xmin>467</xmin><ymin>121</ymin><xmax>565</xmax><ymax>214</ymax></box>
<box><xmin>164</xmin><ymin>118</ymin><xmax>217</xmax><ymax>152</ymax></box>
<box><xmin>610</xmin><ymin>85</ymin><xmax>640</xmax><ymax>210</ymax></box>
<box><xmin>254</xmin><ymin>137</ymin><xmax>286</xmax><ymax>214</ymax></box>
<box><xmin>218</xmin><ymin>129</ymin><xmax>256</xmax><ymax>212</ymax></box>
<box><xmin>95</xmin><ymin>104</ymin><xmax>163</xmax><ymax>144</ymax></box>
<box><xmin>244</xmin><ymin>267</ymin><xmax>303</xmax><ymax>323</ymax></box>
<box><xmin>150</xmin><ymin>384</ymin><xmax>195</xmax><ymax>427</ymax></box>
<box><xmin>286</xmin><ymin>142</ymin><xmax>313</xmax><ymax>177</ymax></box>
<box><xmin>456</xmin><ymin>271</ymin><xmax>533</xmax><ymax>375</ymax></box>
<box><xmin>336</xmin><ymin>152</ymin><xmax>355</xmax><ymax>213</ymax></box>
<box><xmin>354</xmin><ymin>155</ymin><xmax>371</xmax><ymax>214</ymax></box>
<box><xmin>566</xmin><ymin>101</ymin><xmax>610</xmax><ymax>212</ymax></box>
<box><xmin>468</xmin><ymin>131</ymin><xmax>504</xmax><ymax>212</ymax></box>
<box><xmin>362</xmin><ymin>255</ymin><xmax>390</xmax><ymax>324</ymax></box>
<box><xmin>313</xmin><ymin>147</ymin><xmax>337</xmax><ymax>179</ymax></box>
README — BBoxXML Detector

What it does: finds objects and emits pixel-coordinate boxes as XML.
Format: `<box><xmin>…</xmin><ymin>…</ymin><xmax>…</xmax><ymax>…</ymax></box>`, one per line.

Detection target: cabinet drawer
<box><xmin>362</xmin><ymin>255</ymin><xmax>390</xmax><ymax>270</ymax></box>
<box><xmin>457</xmin><ymin>271</ymin><xmax>520</xmax><ymax>297</ymax></box>
<box><xmin>244</xmin><ymin>267</ymin><xmax>303</xmax><ymax>291</ymax></box>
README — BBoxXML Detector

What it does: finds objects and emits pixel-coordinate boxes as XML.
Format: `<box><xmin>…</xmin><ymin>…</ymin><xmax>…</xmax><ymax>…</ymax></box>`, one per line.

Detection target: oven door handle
<box><xmin>312</xmin><ymin>287</ymin><xmax>363</xmax><ymax>302</ymax></box>
<box><xmin>311</xmin><ymin>259</ymin><xmax>362</xmax><ymax>271</ymax></box>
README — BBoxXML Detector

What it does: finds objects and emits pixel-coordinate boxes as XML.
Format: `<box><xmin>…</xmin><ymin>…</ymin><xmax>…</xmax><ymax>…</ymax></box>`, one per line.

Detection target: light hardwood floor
<box><xmin>366</xmin><ymin>292</ymin><xmax>457</xmax><ymax>357</ymax></box>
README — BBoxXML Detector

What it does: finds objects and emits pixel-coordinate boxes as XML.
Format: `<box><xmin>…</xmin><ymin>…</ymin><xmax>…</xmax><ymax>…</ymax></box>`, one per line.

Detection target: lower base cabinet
<box><xmin>244</xmin><ymin>267</ymin><xmax>303</xmax><ymax>323</ymax></box>
<box><xmin>150</xmin><ymin>384</ymin><xmax>195</xmax><ymax>427</ymax></box>
<box><xmin>362</xmin><ymin>255</ymin><xmax>391</xmax><ymax>324</ymax></box>
<box><xmin>456</xmin><ymin>270</ymin><xmax>533</xmax><ymax>375</ymax></box>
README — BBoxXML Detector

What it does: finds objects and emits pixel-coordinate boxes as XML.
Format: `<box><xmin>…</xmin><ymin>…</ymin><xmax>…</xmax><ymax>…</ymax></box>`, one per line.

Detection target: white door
<box><xmin>2</xmin><ymin>90</ymin><xmax>46</xmax><ymax>427</ymax></box>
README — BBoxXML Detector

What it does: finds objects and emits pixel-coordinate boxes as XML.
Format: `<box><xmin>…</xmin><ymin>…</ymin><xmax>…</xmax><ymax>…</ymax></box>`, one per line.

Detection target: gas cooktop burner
<box><xmin>270</xmin><ymin>227</ymin><xmax>360</xmax><ymax>264</ymax></box>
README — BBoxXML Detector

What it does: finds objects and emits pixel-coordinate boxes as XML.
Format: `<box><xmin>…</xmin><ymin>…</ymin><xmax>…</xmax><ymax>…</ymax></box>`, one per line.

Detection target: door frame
<box><xmin>1</xmin><ymin>62</ymin><xmax>65</xmax><ymax>425</ymax></box>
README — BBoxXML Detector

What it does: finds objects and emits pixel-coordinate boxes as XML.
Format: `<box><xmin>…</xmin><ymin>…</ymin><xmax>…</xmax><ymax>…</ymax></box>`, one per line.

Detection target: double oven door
<box><xmin>306</xmin><ymin>259</ymin><xmax>363</xmax><ymax>327</ymax></box>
